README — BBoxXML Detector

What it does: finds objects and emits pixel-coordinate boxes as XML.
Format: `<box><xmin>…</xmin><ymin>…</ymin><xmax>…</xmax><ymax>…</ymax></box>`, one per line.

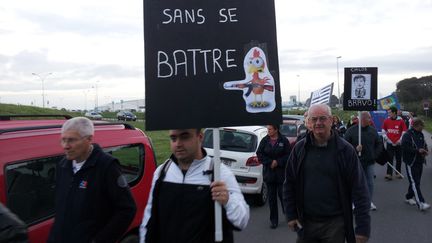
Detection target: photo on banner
<box><xmin>144</xmin><ymin>0</ymin><xmax>282</xmax><ymax>130</ymax></box>
<box><xmin>343</xmin><ymin>67</ymin><xmax>378</xmax><ymax>111</ymax></box>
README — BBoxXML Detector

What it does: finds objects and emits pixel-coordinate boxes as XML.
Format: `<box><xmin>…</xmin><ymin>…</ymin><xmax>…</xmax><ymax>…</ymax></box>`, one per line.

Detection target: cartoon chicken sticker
<box><xmin>224</xmin><ymin>47</ymin><xmax>275</xmax><ymax>113</ymax></box>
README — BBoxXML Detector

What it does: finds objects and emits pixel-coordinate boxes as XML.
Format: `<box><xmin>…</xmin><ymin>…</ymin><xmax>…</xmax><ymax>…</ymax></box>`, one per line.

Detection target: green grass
<box><xmin>125</xmin><ymin>121</ymin><xmax>170</xmax><ymax>165</ymax></box>
<box><xmin>421</xmin><ymin>116</ymin><xmax>432</xmax><ymax>133</ymax></box>
<box><xmin>0</xmin><ymin>103</ymin><xmax>81</xmax><ymax>117</ymax></box>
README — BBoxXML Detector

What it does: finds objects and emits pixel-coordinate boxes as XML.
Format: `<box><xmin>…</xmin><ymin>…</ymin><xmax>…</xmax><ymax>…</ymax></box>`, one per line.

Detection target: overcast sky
<box><xmin>1</xmin><ymin>0</ymin><xmax>431</xmax><ymax>110</ymax></box>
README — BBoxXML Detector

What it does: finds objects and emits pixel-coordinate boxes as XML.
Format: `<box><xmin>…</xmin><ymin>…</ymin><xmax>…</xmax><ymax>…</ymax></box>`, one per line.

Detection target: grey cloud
<box><xmin>278</xmin><ymin>46</ymin><xmax>432</xmax><ymax>75</ymax></box>
<box><xmin>0</xmin><ymin>50</ymin><xmax>143</xmax><ymax>92</ymax></box>
<box><xmin>17</xmin><ymin>10</ymin><xmax>141</xmax><ymax>36</ymax></box>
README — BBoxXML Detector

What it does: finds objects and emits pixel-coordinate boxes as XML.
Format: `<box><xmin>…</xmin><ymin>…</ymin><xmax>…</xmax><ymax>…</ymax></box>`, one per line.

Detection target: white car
<box><xmin>203</xmin><ymin>126</ymin><xmax>268</xmax><ymax>206</ymax></box>
<box><xmin>84</xmin><ymin>111</ymin><xmax>103</xmax><ymax>120</ymax></box>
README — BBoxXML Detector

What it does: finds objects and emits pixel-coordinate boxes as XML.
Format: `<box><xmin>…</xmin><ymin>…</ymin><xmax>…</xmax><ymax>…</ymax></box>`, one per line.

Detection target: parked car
<box><xmin>84</xmin><ymin>111</ymin><xmax>103</xmax><ymax>120</ymax></box>
<box><xmin>117</xmin><ymin>111</ymin><xmax>137</xmax><ymax>121</ymax></box>
<box><xmin>282</xmin><ymin>114</ymin><xmax>305</xmax><ymax>122</ymax></box>
<box><xmin>0</xmin><ymin>114</ymin><xmax>157</xmax><ymax>243</ymax></box>
<box><xmin>202</xmin><ymin>126</ymin><xmax>268</xmax><ymax>206</ymax></box>
<box><xmin>280</xmin><ymin>119</ymin><xmax>304</xmax><ymax>146</ymax></box>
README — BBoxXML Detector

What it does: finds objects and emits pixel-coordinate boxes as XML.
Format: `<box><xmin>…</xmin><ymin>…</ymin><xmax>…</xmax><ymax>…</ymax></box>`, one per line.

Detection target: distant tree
<box><xmin>396</xmin><ymin>75</ymin><xmax>432</xmax><ymax>116</ymax></box>
<box><xmin>329</xmin><ymin>95</ymin><xmax>339</xmax><ymax>107</ymax></box>
<box><xmin>396</xmin><ymin>76</ymin><xmax>432</xmax><ymax>103</ymax></box>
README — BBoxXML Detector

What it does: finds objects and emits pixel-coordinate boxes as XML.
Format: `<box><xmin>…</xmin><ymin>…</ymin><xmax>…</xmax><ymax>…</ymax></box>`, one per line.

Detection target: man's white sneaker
<box><xmin>405</xmin><ymin>198</ymin><xmax>416</xmax><ymax>206</ymax></box>
<box><xmin>370</xmin><ymin>202</ymin><xmax>377</xmax><ymax>211</ymax></box>
<box><xmin>420</xmin><ymin>202</ymin><xmax>431</xmax><ymax>211</ymax></box>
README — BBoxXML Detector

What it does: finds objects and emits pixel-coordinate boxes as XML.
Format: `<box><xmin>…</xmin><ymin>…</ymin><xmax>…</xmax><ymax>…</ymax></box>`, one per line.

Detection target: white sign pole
<box><xmin>358</xmin><ymin>111</ymin><xmax>362</xmax><ymax>156</ymax></box>
<box><xmin>212</xmin><ymin>128</ymin><xmax>223</xmax><ymax>242</ymax></box>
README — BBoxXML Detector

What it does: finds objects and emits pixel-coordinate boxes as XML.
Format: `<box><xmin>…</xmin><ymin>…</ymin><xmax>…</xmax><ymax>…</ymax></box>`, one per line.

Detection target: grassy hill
<box><xmin>0</xmin><ymin>103</ymin><xmax>82</xmax><ymax>117</ymax></box>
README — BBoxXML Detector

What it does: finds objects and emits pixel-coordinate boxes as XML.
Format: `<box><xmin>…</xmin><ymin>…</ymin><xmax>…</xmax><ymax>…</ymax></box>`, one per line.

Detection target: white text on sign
<box><xmin>161</xmin><ymin>8</ymin><xmax>239</xmax><ymax>24</ymax></box>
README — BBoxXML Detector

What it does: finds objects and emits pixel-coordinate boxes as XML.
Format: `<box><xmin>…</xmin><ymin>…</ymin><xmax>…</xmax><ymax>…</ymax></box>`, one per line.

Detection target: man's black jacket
<box><xmin>402</xmin><ymin>128</ymin><xmax>428</xmax><ymax>166</ymax></box>
<box><xmin>344</xmin><ymin>124</ymin><xmax>382</xmax><ymax>167</ymax></box>
<box><xmin>48</xmin><ymin>144</ymin><xmax>136</xmax><ymax>243</ymax></box>
<box><xmin>283</xmin><ymin>132</ymin><xmax>371</xmax><ymax>243</ymax></box>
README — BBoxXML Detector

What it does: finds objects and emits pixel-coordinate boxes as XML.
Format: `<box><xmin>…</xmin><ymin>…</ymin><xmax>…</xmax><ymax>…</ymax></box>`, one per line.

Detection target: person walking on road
<box><xmin>48</xmin><ymin>117</ymin><xmax>137</xmax><ymax>243</ymax></box>
<box><xmin>382</xmin><ymin>106</ymin><xmax>407</xmax><ymax>180</ymax></box>
<box><xmin>284</xmin><ymin>104</ymin><xmax>371</xmax><ymax>243</ymax></box>
<box><xmin>401</xmin><ymin>118</ymin><xmax>430</xmax><ymax>211</ymax></box>
<box><xmin>344</xmin><ymin>111</ymin><xmax>383</xmax><ymax>211</ymax></box>
<box><xmin>257</xmin><ymin>125</ymin><xmax>291</xmax><ymax>229</ymax></box>
<box><xmin>140</xmin><ymin>129</ymin><xmax>249</xmax><ymax>243</ymax></box>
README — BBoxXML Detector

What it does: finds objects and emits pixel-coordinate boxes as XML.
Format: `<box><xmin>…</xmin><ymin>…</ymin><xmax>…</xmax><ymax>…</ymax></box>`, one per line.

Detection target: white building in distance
<box><xmin>97</xmin><ymin>99</ymin><xmax>145</xmax><ymax>112</ymax></box>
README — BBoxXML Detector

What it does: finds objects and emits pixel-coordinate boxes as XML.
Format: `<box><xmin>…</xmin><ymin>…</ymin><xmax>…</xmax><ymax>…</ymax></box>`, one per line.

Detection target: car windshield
<box><xmin>202</xmin><ymin>129</ymin><xmax>257</xmax><ymax>152</ymax></box>
<box><xmin>280</xmin><ymin>124</ymin><xmax>297</xmax><ymax>137</ymax></box>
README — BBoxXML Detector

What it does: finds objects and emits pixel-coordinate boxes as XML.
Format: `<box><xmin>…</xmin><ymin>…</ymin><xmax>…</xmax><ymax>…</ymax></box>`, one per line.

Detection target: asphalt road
<box><xmin>235</xmin><ymin>131</ymin><xmax>432</xmax><ymax>243</ymax></box>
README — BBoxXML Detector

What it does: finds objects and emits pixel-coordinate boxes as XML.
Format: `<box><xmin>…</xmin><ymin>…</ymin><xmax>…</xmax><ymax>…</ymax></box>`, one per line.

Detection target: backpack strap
<box><xmin>202</xmin><ymin>158</ymin><xmax>215</xmax><ymax>182</ymax></box>
<box><xmin>156</xmin><ymin>159</ymin><xmax>172</xmax><ymax>185</ymax></box>
<box><xmin>209</xmin><ymin>158</ymin><xmax>214</xmax><ymax>182</ymax></box>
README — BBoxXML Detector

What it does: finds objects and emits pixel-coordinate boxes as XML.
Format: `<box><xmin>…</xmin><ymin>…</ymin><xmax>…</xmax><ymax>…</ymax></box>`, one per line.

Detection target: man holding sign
<box><xmin>140</xmin><ymin>129</ymin><xmax>249</xmax><ymax>243</ymax></box>
<box><xmin>345</xmin><ymin>111</ymin><xmax>383</xmax><ymax>211</ymax></box>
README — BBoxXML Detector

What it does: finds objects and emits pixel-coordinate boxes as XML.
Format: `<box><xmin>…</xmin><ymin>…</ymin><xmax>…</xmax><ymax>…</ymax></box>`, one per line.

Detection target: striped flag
<box><xmin>309</xmin><ymin>83</ymin><xmax>334</xmax><ymax>106</ymax></box>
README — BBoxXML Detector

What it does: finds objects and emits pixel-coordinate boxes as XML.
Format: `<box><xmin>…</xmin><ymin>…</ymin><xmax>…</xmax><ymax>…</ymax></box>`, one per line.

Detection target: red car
<box><xmin>280</xmin><ymin>119</ymin><xmax>304</xmax><ymax>146</ymax></box>
<box><xmin>0</xmin><ymin>115</ymin><xmax>156</xmax><ymax>243</ymax></box>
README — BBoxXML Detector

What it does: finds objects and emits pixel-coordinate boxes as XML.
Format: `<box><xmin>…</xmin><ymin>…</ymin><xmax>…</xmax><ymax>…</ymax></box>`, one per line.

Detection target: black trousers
<box><xmin>386</xmin><ymin>144</ymin><xmax>402</xmax><ymax>175</ymax></box>
<box><xmin>297</xmin><ymin>215</ymin><xmax>345</xmax><ymax>243</ymax></box>
<box><xmin>266</xmin><ymin>182</ymin><xmax>284</xmax><ymax>225</ymax></box>
<box><xmin>405</xmin><ymin>162</ymin><xmax>425</xmax><ymax>204</ymax></box>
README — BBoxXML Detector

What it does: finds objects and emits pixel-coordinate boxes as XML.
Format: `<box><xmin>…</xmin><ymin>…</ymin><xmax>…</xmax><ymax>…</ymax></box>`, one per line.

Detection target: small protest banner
<box><xmin>378</xmin><ymin>93</ymin><xmax>400</xmax><ymax>110</ymax></box>
<box><xmin>343</xmin><ymin>67</ymin><xmax>378</xmax><ymax>111</ymax></box>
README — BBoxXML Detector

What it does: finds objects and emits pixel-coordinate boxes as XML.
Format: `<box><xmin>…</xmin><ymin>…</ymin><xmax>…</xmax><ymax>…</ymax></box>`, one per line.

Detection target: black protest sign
<box><xmin>343</xmin><ymin>67</ymin><xmax>378</xmax><ymax>111</ymax></box>
<box><xmin>144</xmin><ymin>0</ymin><xmax>281</xmax><ymax>130</ymax></box>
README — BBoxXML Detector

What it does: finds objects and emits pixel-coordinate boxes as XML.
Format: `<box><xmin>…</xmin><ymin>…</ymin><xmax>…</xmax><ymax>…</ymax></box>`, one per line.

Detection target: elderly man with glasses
<box><xmin>48</xmin><ymin>117</ymin><xmax>136</xmax><ymax>243</ymax></box>
<box><xmin>283</xmin><ymin>104</ymin><xmax>371</xmax><ymax>243</ymax></box>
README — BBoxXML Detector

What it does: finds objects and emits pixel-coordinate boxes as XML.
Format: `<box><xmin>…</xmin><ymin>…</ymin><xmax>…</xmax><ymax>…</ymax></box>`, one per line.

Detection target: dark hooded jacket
<box><xmin>402</xmin><ymin>128</ymin><xmax>428</xmax><ymax>166</ymax></box>
<box><xmin>257</xmin><ymin>133</ymin><xmax>291</xmax><ymax>183</ymax></box>
<box><xmin>344</xmin><ymin>124</ymin><xmax>383</xmax><ymax>168</ymax></box>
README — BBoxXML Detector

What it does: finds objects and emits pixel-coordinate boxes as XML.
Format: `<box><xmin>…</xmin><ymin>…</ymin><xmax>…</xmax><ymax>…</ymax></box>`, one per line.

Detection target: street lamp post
<box><xmin>32</xmin><ymin>72</ymin><xmax>52</xmax><ymax>108</ymax></box>
<box><xmin>92</xmin><ymin>81</ymin><xmax>99</xmax><ymax>112</ymax></box>
<box><xmin>336</xmin><ymin>56</ymin><xmax>342</xmax><ymax>105</ymax></box>
<box><xmin>297</xmin><ymin>75</ymin><xmax>300</xmax><ymax>106</ymax></box>
<box><xmin>83</xmin><ymin>90</ymin><xmax>89</xmax><ymax>111</ymax></box>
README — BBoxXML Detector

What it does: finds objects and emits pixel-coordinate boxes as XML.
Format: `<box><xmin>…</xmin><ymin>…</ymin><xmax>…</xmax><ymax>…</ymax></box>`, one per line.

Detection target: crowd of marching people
<box><xmin>1</xmin><ymin>104</ymin><xmax>429</xmax><ymax>243</ymax></box>
<box><xmin>260</xmin><ymin>104</ymin><xmax>429</xmax><ymax>243</ymax></box>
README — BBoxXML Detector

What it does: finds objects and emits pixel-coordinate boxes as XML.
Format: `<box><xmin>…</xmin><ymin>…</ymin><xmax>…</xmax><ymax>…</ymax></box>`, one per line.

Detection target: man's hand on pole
<box><xmin>211</xmin><ymin>181</ymin><xmax>229</xmax><ymax>205</ymax></box>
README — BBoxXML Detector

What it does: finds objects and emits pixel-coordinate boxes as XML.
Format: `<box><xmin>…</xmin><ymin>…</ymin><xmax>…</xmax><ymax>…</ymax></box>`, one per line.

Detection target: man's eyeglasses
<box><xmin>60</xmin><ymin>136</ymin><xmax>87</xmax><ymax>145</ymax></box>
<box><xmin>308</xmin><ymin>116</ymin><xmax>330</xmax><ymax>123</ymax></box>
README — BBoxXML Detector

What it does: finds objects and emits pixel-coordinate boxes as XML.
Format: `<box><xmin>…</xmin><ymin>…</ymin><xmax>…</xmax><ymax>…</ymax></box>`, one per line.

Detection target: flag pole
<box><xmin>386</xmin><ymin>162</ymin><xmax>404</xmax><ymax>178</ymax></box>
<box><xmin>212</xmin><ymin>128</ymin><xmax>223</xmax><ymax>242</ymax></box>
